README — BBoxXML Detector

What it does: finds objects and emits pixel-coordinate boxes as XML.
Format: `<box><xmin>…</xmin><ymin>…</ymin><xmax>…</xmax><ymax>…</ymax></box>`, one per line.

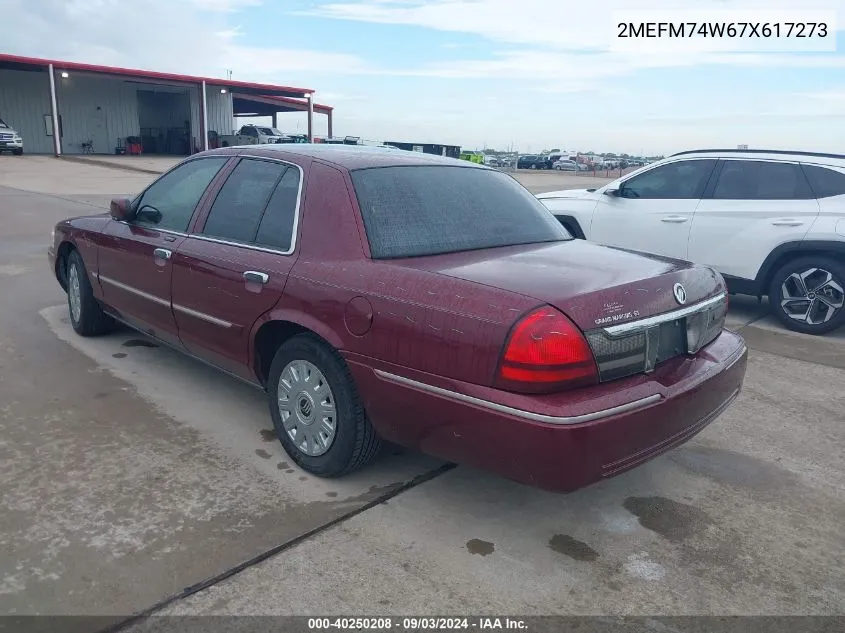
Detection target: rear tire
<box><xmin>268</xmin><ymin>333</ymin><xmax>381</xmax><ymax>477</ymax></box>
<box><xmin>66</xmin><ymin>250</ymin><xmax>115</xmax><ymax>336</ymax></box>
<box><xmin>768</xmin><ymin>256</ymin><xmax>845</xmax><ymax>335</ymax></box>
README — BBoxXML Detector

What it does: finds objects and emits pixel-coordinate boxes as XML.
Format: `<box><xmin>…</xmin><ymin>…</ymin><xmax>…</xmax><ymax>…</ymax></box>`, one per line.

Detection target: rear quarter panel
<box><xmin>808</xmin><ymin>195</ymin><xmax>845</xmax><ymax>241</ymax></box>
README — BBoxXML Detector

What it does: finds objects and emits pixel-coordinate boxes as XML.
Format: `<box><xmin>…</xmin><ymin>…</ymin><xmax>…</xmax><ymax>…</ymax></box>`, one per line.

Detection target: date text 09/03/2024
<box><xmin>308</xmin><ymin>617</ymin><xmax>528</xmax><ymax>630</ymax></box>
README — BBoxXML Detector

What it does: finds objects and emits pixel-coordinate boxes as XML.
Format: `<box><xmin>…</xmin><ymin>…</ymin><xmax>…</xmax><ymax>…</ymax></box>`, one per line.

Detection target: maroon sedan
<box><xmin>48</xmin><ymin>145</ymin><xmax>747</xmax><ymax>492</ymax></box>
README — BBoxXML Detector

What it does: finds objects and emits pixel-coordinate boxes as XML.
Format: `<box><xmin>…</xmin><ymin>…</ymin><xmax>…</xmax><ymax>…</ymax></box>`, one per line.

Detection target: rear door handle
<box><xmin>661</xmin><ymin>216</ymin><xmax>689</xmax><ymax>223</ymax></box>
<box><xmin>243</xmin><ymin>270</ymin><xmax>269</xmax><ymax>284</ymax></box>
<box><xmin>153</xmin><ymin>248</ymin><xmax>172</xmax><ymax>260</ymax></box>
<box><xmin>771</xmin><ymin>219</ymin><xmax>803</xmax><ymax>227</ymax></box>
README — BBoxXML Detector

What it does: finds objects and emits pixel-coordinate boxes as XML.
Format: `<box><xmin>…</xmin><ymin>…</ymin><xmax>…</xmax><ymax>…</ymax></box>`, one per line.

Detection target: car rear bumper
<box><xmin>348</xmin><ymin>329</ymin><xmax>748</xmax><ymax>492</ymax></box>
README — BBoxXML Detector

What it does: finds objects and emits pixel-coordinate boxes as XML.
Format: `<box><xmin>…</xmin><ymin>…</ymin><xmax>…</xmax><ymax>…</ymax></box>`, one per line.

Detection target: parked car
<box><xmin>553</xmin><ymin>160</ymin><xmax>580</xmax><ymax>172</ymax></box>
<box><xmin>517</xmin><ymin>154</ymin><xmax>550</xmax><ymax>170</ymax></box>
<box><xmin>49</xmin><ymin>145</ymin><xmax>746</xmax><ymax>492</ymax></box>
<box><xmin>537</xmin><ymin>148</ymin><xmax>845</xmax><ymax>335</ymax></box>
<box><xmin>218</xmin><ymin>125</ymin><xmax>287</xmax><ymax>147</ymax></box>
<box><xmin>460</xmin><ymin>150</ymin><xmax>486</xmax><ymax>165</ymax></box>
<box><xmin>0</xmin><ymin>117</ymin><xmax>23</xmax><ymax>155</ymax></box>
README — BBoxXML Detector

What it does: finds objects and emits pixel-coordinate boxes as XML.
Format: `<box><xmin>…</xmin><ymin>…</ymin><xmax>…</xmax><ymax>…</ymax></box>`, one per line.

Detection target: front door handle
<box><xmin>153</xmin><ymin>248</ymin><xmax>172</xmax><ymax>260</ymax></box>
<box><xmin>771</xmin><ymin>219</ymin><xmax>802</xmax><ymax>227</ymax></box>
<box><xmin>661</xmin><ymin>216</ymin><xmax>689</xmax><ymax>223</ymax></box>
<box><xmin>243</xmin><ymin>270</ymin><xmax>269</xmax><ymax>284</ymax></box>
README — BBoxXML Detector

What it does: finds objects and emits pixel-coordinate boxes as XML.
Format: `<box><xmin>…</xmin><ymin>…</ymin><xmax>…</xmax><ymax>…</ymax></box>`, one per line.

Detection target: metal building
<box><xmin>0</xmin><ymin>54</ymin><xmax>333</xmax><ymax>156</ymax></box>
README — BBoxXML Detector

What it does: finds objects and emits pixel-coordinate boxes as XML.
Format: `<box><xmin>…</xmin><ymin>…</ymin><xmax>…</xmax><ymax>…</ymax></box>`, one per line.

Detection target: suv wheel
<box><xmin>768</xmin><ymin>256</ymin><xmax>845</xmax><ymax>335</ymax></box>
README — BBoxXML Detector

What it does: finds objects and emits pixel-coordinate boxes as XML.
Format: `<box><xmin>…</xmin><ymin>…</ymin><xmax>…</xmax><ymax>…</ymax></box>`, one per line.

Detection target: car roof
<box><xmin>203</xmin><ymin>143</ymin><xmax>487</xmax><ymax>170</ymax></box>
<box><xmin>670</xmin><ymin>148</ymin><xmax>845</xmax><ymax>167</ymax></box>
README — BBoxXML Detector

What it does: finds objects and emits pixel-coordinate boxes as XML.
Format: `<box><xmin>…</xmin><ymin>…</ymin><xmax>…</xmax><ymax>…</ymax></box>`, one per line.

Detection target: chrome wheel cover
<box><xmin>68</xmin><ymin>263</ymin><xmax>82</xmax><ymax>324</ymax></box>
<box><xmin>277</xmin><ymin>360</ymin><xmax>337</xmax><ymax>457</ymax></box>
<box><xmin>780</xmin><ymin>267</ymin><xmax>844</xmax><ymax>326</ymax></box>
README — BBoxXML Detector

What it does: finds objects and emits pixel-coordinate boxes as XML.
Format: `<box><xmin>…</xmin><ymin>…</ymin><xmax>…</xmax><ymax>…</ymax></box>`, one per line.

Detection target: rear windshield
<box><xmin>350</xmin><ymin>165</ymin><xmax>570</xmax><ymax>259</ymax></box>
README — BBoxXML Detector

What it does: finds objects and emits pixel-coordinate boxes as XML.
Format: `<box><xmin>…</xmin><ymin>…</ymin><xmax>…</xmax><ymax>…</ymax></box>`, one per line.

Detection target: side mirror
<box><xmin>603</xmin><ymin>188</ymin><xmax>621</xmax><ymax>197</ymax></box>
<box><xmin>109</xmin><ymin>197</ymin><xmax>133</xmax><ymax>221</ymax></box>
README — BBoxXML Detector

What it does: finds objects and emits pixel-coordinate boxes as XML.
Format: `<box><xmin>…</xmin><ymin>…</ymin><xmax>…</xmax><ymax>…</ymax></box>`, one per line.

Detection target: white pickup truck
<box><xmin>0</xmin><ymin>118</ymin><xmax>23</xmax><ymax>155</ymax></box>
<box><xmin>218</xmin><ymin>125</ymin><xmax>287</xmax><ymax>148</ymax></box>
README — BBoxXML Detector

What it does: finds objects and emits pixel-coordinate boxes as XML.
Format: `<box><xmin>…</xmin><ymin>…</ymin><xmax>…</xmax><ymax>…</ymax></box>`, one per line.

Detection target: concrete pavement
<box><xmin>0</xmin><ymin>181</ymin><xmax>443</xmax><ymax>618</ymax></box>
<box><xmin>0</xmin><ymin>155</ymin><xmax>842</xmax><ymax>623</ymax></box>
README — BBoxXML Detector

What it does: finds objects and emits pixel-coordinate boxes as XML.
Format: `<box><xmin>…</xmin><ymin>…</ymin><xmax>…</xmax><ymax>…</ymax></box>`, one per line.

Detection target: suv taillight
<box><xmin>494</xmin><ymin>306</ymin><xmax>599</xmax><ymax>394</ymax></box>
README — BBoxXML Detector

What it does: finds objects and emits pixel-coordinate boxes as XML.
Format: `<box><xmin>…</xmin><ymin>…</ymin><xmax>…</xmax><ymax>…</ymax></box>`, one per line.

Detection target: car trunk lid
<box><xmin>400</xmin><ymin>240</ymin><xmax>724</xmax><ymax>332</ymax></box>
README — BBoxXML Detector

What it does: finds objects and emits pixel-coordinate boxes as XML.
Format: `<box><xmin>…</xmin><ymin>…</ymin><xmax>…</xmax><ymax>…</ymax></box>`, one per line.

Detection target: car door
<box><xmin>170</xmin><ymin>156</ymin><xmax>303</xmax><ymax>380</ymax></box>
<box><xmin>97</xmin><ymin>156</ymin><xmax>230</xmax><ymax>346</ymax></box>
<box><xmin>589</xmin><ymin>158</ymin><xmax>717</xmax><ymax>259</ymax></box>
<box><xmin>688</xmin><ymin>159</ymin><xmax>820</xmax><ymax>280</ymax></box>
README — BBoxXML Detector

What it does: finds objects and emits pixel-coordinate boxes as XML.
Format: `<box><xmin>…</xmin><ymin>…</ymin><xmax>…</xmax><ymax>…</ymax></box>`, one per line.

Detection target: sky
<box><xmin>3</xmin><ymin>0</ymin><xmax>845</xmax><ymax>155</ymax></box>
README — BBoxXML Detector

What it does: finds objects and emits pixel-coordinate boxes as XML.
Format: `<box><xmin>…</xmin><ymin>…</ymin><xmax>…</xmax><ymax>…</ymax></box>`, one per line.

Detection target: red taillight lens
<box><xmin>495</xmin><ymin>306</ymin><xmax>598</xmax><ymax>394</ymax></box>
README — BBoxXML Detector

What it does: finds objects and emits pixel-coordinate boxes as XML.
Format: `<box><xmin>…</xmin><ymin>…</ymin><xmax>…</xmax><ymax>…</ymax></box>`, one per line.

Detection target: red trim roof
<box><xmin>0</xmin><ymin>53</ymin><xmax>313</xmax><ymax>98</ymax></box>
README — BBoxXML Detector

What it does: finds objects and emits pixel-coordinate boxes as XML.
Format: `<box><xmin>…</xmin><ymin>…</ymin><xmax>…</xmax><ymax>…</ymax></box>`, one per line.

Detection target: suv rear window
<box><xmin>802</xmin><ymin>164</ymin><xmax>845</xmax><ymax>198</ymax></box>
<box><xmin>350</xmin><ymin>166</ymin><xmax>569</xmax><ymax>259</ymax></box>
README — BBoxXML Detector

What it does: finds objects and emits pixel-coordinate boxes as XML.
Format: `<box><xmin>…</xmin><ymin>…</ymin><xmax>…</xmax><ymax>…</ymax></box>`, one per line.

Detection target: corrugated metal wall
<box><xmin>0</xmin><ymin>69</ymin><xmax>54</xmax><ymax>154</ymax></box>
<box><xmin>206</xmin><ymin>86</ymin><xmax>234</xmax><ymax>137</ymax></box>
<box><xmin>55</xmin><ymin>73</ymin><xmax>140</xmax><ymax>154</ymax></box>
<box><xmin>1</xmin><ymin>69</ymin><xmax>236</xmax><ymax>155</ymax></box>
<box><xmin>189</xmin><ymin>88</ymin><xmax>201</xmax><ymax>148</ymax></box>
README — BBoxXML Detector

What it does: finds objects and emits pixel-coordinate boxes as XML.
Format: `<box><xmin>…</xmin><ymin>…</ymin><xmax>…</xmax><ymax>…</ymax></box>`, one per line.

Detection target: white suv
<box><xmin>537</xmin><ymin>149</ymin><xmax>845</xmax><ymax>335</ymax></box>
<box><xmin>0</xmin><ymin>117</ymin><xmax>24</xmax><ymax>155</ymax></box>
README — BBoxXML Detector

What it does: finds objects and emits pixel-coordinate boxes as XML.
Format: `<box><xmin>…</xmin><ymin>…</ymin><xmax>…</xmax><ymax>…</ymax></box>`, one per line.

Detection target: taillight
<box><xmin>494</xmin><ymin>306</ymin><xmax>598</xmax><ymax>394</ymax></box>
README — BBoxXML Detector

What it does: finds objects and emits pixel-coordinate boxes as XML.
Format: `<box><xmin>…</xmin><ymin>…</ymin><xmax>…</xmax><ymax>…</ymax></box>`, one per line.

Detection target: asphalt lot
<box><xmin>0</xmin><ymin>155</ymin><xmax>843</xmax><ymax>622</ymax></box>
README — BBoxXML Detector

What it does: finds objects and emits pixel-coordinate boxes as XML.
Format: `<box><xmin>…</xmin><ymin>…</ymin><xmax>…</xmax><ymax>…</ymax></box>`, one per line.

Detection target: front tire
<box><xmin>12</xmin><ymin>148</ymin><xmax>23</xmax><ymax>156</ymax></box>
<box><xmin>66</xmin><ymin>250</ymin><xmax>115</xmax><ymax>336</ymax></box>
<box><xmin>268</xmin><ymin>333</ymin><xmax>381</xmax><ymax>477</ymax></box>
<box><xmin>768</xmin><ymin>256</ymin><xmax>845</xmax><ymax>335</ymax></box>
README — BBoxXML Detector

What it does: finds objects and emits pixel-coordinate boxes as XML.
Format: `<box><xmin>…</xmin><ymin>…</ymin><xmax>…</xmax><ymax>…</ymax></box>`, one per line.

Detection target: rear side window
<box><xmin>712</xmin><ymin>160</ymin><xmax>813</xmax><ymax>200</ymax></box>
<box><xmin>202</xmin><ymin>158</ymin><xmax>286</xmax><ymax>243</ymax></box>
<box><xmin>802</xmin><ymin>164</ymin><xmax>845</xmax><ymax>198</ymax></box>
<box><xmin>254</xmin><ymin>167</ymin><xmax>301</xmax><ymax>251</ymax></box>
<box><xmin>350</xmin><ymin>166</ymin><xmax>569</xmax><ymax>259</ymax></box>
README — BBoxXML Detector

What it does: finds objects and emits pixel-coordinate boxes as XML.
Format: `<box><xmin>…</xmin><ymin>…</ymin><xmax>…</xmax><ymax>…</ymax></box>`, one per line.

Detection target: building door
<box><xmin>91</xmin><ymin>107</ymin><xmax>109</xmax><ymax>154</ymax></box>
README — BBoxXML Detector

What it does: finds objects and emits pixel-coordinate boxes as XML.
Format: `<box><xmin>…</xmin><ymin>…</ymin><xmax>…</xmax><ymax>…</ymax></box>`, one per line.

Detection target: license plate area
<box><xmin>647</xmin><ymin>318</ymin><xmax>687</xmax><ymax>371</ymax></box>
<box><xmin>586</xmin><ymin>319</ymin><xmax>688</xmax><ymax>382</ymax></box>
